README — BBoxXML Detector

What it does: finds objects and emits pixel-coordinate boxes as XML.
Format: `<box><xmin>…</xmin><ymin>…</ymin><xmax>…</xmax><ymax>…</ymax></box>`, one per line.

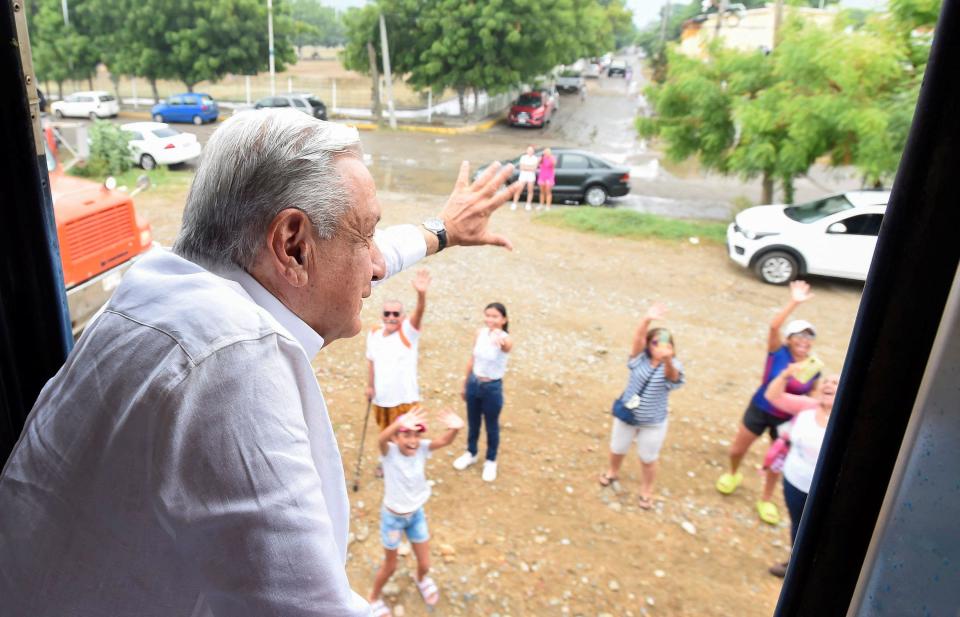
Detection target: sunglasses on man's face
<box><xmin>383</xmin><ymin>311</ymin><xmax>401</xmax><ymax>318</ymax></box>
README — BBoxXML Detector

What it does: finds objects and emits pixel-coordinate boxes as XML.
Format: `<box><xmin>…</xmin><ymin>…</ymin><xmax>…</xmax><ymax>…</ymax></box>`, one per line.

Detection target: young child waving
<box><xmin>369</xmin><ymin>407</ymin><xmax>464</xmax><ymax>617</ymax></box>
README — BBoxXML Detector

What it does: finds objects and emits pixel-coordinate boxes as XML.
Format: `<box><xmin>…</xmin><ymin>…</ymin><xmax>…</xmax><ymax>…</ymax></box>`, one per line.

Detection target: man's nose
<box><xmin>371</xmin><ymin>240</ymin><xmax>386</xmax><ymax>282</ymax></box>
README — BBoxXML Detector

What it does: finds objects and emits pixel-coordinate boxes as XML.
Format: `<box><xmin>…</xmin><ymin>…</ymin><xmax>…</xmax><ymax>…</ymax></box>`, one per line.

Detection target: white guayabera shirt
<box><xmin>0</xmin><ymin>225</ymin><xmax>426</xmax><ymax>617</ymax></box>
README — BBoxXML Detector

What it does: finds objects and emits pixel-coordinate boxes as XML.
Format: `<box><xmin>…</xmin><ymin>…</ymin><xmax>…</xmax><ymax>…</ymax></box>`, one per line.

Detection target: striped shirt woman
<box><xmin>600</xmin><ymin>303</ymin><xmax>685</xmax><ymax>509</ymax></box>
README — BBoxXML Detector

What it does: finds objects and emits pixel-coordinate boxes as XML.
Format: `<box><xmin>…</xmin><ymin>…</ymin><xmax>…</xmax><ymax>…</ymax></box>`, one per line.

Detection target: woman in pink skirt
<box><xmin>537</xmin><ymin>148</ymin><xmax>556</xmax><ymax>211</ymax></box>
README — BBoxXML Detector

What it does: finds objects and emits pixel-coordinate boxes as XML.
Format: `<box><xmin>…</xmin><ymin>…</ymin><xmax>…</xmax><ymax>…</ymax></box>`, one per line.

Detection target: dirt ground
<box><xmin>140</xmin><ymin>184</ymin><xmax>863</xmax><ymax>616</ymax></box>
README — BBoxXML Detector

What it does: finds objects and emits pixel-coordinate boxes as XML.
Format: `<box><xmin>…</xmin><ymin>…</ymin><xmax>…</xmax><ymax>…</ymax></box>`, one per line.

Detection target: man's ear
<box><xmin>266</xmin><ymin>208</ymin><xmax>313</xmax><ymax>288</ymax></box>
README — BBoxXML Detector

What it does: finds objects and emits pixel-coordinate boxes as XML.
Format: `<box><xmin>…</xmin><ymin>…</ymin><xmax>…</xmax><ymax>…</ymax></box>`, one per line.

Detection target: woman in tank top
<box><xmin>452</xmin><ymin>303</ymin><xmax>512</xmax><ymax>482</ymax></box>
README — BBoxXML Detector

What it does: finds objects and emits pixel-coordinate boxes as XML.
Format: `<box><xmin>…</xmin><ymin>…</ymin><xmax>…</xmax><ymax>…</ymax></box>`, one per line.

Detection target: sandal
<box><xmin>715</xmin><ymin>472</ymin><xmax>743</xmax><ymax>495</ymax></box>
<box><xmin>370</xmin><ymin>598</ymin><xmax>392</xmax><ymax>617</ymax></box>
<box><xmin>598</xmin><ymin>473</ymin><xmax>618</xmax><ymax>487</ymax></box>
<box><xmin>416</xmin><ymin>575</ymin><xmax>440</xmax><ymax>606</ymax></box>
<box><xmin>638</xmin><ymin>495</ymin><xmax>654</xmax><ymax>510</ymax></box>
<box><xmin>756</xmin><ymin>500</ymin><xmax>781</xmax><ymax>525</ymax></box>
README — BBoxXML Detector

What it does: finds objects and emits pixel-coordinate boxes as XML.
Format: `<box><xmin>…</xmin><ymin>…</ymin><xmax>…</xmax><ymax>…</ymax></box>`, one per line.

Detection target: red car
<box><xmin>508</xmin><ymin>91</ymin><xmax>555</xmax><ymax>128</ymax></box>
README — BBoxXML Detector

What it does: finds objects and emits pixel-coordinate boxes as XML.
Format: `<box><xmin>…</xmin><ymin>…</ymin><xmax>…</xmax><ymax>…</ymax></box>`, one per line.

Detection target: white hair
<box><xmin>173</xmin><ymin>109</ymin><xmax>362</xmax><ymax>269</ymax></box>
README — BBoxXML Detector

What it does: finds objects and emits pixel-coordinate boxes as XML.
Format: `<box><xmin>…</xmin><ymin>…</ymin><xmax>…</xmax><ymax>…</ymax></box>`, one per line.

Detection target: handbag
<box><xmin>610</xmin><ymin>358</ymin><xmax>654</xmax><ymax>426</ymax></box>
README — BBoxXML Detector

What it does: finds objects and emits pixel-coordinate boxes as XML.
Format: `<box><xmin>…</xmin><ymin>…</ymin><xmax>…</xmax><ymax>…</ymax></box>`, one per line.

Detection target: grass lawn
<box><xmin>536</xmin><ymin>207</ymin><xmax>728</xmax><ymax>244</ymax></box>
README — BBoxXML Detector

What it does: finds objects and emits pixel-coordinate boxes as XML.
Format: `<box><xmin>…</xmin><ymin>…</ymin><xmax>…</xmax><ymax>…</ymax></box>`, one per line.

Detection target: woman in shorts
<box><xmin>511</xmin><ymin>145</ymin><xmax>539</xmax><ymax>211</ymax></box>
<box><xmin>599</xmin><ymin>303</ymin><xmax>685</xmax><ymax>509</ymax></box>
<box><xmin>715</xmin><ymin>280</ymin><xmax>819</xmax><ymax>526</ymax></box>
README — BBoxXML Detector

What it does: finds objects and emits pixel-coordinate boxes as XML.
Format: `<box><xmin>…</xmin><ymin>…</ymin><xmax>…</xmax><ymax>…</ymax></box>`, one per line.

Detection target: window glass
<box><xmin>516</xmin><ymin>94</ymin><xmax>542</xmax><ymax>107</ymax></box>
<box><xmin>292</xmin><ymin>98</ymin><xmax>306</xmax><ymax>108</ymax></box>
<box><xmin>560</xmin><ymin>154</ymin><xmax>590</xmax><ymax>169</ymax></box>
<box><xmin>126</xmin><ymin>131</ymin><xmax>143</xmax><ymax>141</ymax></box>
<box><xmin>784</xmin><ymin>195</ymin><xmax>854</xmax><ymax>223</ymax></box>
<box><xmin>273</xmin><ymin>98</ymin><xmax>291</xmax><ymax>107</ymax></box>
<box><xmin>200</xmin><ymin>96</ymin><xmax>214</xmax><ymax>105</ymax></box>
<box><xmin>80</xmin><ymin>96</ymin><xmax>94</xmax><ymax>103</ymax></box>
<box><xmin>66</xmin><ymin>95</ymin><xmax>79</xmax><ymax>103</ymax></box>
<box><xmin>169</xmin><ymin>96</ymin><xmax>183</xmax><ymax>105</ymax></box>
<box><xmin>835</xmin><ymin>214</ymin><xmax>883</xmax><ymax>236</ymax></box>
<box><xmin>307</xmin><ymin>97</ymin><xmax>324</xmax><ymax>107</ymax></box>
<box><xmin>99</xmin><ymin>95</ymin><xmax>116</xmax><ymax>102</ymax></box>
<box><xmin>183</xmin><ymin>96</ymin><xmax>197</xmax><ymax>105</ymax></box>
<box><xmin>152</xmin><ymin>128</ymin><xmax>179</xmax><ymax>138</ymax></box>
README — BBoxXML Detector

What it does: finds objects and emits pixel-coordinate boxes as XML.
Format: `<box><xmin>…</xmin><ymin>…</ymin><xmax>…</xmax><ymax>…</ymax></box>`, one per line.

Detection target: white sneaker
<box><xmin>453</xmin><ymin>452</ymin><xmax>478</xmax><ymax>471</ymax></box>
<box><xmin>482</xmin><ymin>460</ymin><xmax>498</xmax><ymax>482</ymax></box>
<box><xmin>524</xmin><ymin>204</ymin><xmax>532</xmax><ymax>211</ymax></box>
<box><xmin>510</xmin><ymin>203</ymin><xmax>517</xmax><ymax>211</ymax></box>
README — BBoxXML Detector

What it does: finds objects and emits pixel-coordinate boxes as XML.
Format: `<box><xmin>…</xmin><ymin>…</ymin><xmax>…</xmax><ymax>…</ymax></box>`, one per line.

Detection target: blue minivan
<box><xmin>151</xmin><ymin>93</ymin><xmax>219</xmax><ymax>125</ymax></box>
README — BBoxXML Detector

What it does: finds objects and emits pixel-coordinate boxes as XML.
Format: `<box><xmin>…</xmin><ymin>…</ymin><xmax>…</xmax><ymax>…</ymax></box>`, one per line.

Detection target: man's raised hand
<box><xmin>789</xmin><ymin>280</ymin><xmax>814</xmax><ymax>304</ymax></box>
<box><xmin>441</xmin><ymin>160</ymin><xmax>518</xmax><ymax>251</ymax></box>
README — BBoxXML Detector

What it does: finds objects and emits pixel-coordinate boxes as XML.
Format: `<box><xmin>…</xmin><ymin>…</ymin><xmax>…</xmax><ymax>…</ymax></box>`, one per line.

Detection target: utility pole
<box><xmin>61</xmin><ymin>0</ymin><xmax>69</xmax><ymax>26</ymax></box>
<box><xmin>268</xmin><ymin>0</ymin><xmax>276</xmax><ymax>96</ymax></box>
<box><xmin>379</xmin><ymin>13</ymin><xmax>396</xmax><ymax>129</ymax></box>
<box><xmin>659</xmin><ymin>0</ymin><xmax>671</xmax><ymax>46</ymax></box>
<box><xmin>773</xmin><ymin>0</ymin><xmax>784</xmax><ymax>49</ymax></box>
<box><xmin>714</xmin><ymin>0</ymin><xmax>728</xmax><ymax>37</ymax></box>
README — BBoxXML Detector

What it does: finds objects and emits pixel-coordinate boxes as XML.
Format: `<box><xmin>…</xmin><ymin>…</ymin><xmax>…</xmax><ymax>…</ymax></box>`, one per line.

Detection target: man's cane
<box><xmin>352</xmin><ymin>400</ymin><xmax>373</xmax><ymax>492</ymax></box>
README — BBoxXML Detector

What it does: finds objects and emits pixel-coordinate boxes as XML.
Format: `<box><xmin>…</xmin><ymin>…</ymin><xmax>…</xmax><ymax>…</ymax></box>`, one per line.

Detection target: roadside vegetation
<box><xmin>536</xmin><ymin>208</ymin><xmax>727</xmax><ymax>244</ymax></box>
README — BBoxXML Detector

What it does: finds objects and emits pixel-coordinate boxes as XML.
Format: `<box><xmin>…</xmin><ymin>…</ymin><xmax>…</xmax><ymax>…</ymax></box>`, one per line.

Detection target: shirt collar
<box><xmin>215</xmin><ymin>265</ymin><xmax>324</xmax><ymax>359</ymax></box>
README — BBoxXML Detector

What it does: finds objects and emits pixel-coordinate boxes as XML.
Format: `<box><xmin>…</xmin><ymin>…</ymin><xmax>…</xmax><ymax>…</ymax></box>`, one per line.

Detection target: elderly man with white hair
<box><xmin>0</xmin><ymin>110</ymin><xmax>516</xmax><ymax>616</ymax></box>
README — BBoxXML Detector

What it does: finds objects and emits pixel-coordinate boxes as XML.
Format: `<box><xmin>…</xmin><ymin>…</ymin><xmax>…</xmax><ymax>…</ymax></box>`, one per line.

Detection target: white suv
<box><xmin>51</xmin><ymin>91</ymin><xmax>120</xmax><ymax>120</ymax></box>
<box><xmin>727</xmin><ymin>190</ymin><xmax>889</xmax><ymax>284</ymax></box>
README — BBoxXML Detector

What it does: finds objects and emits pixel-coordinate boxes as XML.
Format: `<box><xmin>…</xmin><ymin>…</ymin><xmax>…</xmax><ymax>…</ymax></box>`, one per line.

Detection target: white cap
<box><xmin>785</xmin><ymin>319</ymin><xmax>816</xmax><ymax>337</ymax></box>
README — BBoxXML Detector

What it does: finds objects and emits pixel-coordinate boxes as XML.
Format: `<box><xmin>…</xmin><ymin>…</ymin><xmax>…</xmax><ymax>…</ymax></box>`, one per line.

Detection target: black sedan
<box><xmin>478</xmin><ymin>148</ymin><xmax>630</xmax><ymax>206</ymax></box>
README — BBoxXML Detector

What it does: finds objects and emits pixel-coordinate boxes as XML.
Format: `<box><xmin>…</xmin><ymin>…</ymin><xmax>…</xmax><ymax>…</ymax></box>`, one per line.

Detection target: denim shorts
<box><xmin>379</xmin><ymin>505</ymin><xmax>430</xmax><ymax>549</ymax></box>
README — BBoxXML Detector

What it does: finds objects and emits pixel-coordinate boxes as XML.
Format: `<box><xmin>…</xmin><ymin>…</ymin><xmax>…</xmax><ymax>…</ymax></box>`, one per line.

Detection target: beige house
<box><xmin>679</xmin><ymin>4</ymin><xmax>839</xmax><ymax>58</ymax></box>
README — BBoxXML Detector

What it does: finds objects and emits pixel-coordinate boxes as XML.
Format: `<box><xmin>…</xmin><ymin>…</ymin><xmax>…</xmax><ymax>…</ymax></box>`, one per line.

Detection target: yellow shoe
<box><xmin>757</xmin><ymin>500</ymin><xmax>780</xmax><ymax>525</ymax></box>
<box><xmin>715</xmin><ymin>472</ymin><xmax>743</xmax><ymax>495</ymax></box>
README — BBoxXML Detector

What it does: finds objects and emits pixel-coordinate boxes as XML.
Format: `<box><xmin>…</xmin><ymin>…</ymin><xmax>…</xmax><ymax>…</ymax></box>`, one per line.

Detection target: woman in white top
<box><xmin>452</xmin><ymin>303</ymin><xmax>513</xmax><ymax>482</ymax></box>
<box><xmin>763</xmin><ymin>364</ymin><xmax>840</xmax><ymax>577</ymax></box>
<box><xmin>511</xmin><ymin>146</ymin><xmax>539</xmax><ymax>211</ymax></box>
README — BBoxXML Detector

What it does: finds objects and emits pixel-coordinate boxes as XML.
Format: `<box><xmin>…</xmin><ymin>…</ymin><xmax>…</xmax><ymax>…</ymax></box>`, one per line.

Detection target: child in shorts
<box><xmin>369</xmin><ymin>407</ymin><xmax>463</xmax><ymax>617</ymax></box>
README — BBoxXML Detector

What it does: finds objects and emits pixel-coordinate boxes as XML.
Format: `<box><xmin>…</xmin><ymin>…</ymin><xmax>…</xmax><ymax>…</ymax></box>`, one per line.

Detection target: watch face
<box><xmin>424</xmin><ymin>217</ymin><xmax>445</xmax><ymax>232</ymax></box>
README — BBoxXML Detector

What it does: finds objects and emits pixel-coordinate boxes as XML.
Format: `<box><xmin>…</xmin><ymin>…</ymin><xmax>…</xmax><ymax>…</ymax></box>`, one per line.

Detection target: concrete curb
<box><xmin>116</xmin><ymin>109</ymin><xmax>501</xmax><ymax>134</ymax></box>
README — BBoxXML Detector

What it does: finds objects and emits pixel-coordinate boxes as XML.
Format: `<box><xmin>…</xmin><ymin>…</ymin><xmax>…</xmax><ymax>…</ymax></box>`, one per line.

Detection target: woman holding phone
<box><xmin>453</xmin><ymin>303</ymin><xmax>513</xmax><ymax>482</ymax></box>
<box><xmin>716</xmin><ymin>281</ymin><xmax>821</xmax><ymax>526</ymax></box>
<box><xmin>599</xmin><ymin>303</ymin><xmax>685</xmax><ymax>509</ymax></box>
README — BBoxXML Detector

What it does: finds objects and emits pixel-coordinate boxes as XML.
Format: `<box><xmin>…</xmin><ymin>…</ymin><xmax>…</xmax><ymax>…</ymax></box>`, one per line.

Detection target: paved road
<box><xmin>49</xmin><ymin>55</ymin><xmax>867</xmax><ymax>221</ymax></box>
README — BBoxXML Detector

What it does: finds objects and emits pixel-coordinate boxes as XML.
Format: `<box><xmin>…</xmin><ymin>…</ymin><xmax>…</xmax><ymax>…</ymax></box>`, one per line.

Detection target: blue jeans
<box><xmin>783</xmin><ymin>477</ymin><xmax>808</xmax><ymax>545</ymax></box>
<box><xmin>465</xmin><ymin>374</ymin><xmax>504</xmax><ymax>462</ymax></box>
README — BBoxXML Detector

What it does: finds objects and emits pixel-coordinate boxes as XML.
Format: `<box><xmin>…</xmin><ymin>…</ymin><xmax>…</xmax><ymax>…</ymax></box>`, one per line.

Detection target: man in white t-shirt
<box><xmin>366</xmin><ymin>269</ymin><xmax>431</xmax><ymax>435</ymax></box>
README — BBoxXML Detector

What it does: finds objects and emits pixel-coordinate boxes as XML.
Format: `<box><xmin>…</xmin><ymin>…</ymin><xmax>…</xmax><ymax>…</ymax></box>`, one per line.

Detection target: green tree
<box><xmin>639</xmin><ymin>4</ymin><xmax>938</xmax><ymax>204</ymax></box>
<box><xmin>26</xmin><ymin>0</ymin><xmax>101</xmax><ymax>96</ymax></box>
<box><xmin>290</xmin><ymin>0</ymin><xmax>344</xmax><ymax>56</ymax></box>
<box><xmin>342</xmin><ymin>0</ymin><xmax>617</xmax><ymax>119</ymax></box>
<box><xmin>163</xmin><ymin>0</ymin><xmax>297</xmax><ymax>92</ymax></box>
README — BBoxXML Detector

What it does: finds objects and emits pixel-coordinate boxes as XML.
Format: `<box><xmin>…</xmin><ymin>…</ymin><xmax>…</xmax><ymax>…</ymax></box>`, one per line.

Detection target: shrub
<box><xmin>76</xmin><ymin>121</ymin><xmax>132</xmax><ymax>177</ymax></box>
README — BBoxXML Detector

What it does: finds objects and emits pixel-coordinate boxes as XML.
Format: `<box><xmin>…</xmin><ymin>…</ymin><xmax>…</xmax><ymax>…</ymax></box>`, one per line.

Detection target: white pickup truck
<box><xmin>556</xmin><ymin>70</ymin><xmax>585</xmax><ymax>94</ymax></box>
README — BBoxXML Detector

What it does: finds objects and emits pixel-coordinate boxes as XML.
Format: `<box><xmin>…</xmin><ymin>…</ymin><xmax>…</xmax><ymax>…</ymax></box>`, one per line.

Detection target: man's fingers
<box><xmin>486</xmin><ymin>180</ymin><xmax>522</xmax><ymax>209</ymax></box>
<box><xmin>454</xmin><ymin>160</ymin><xmax>470</xmax><ymax>191</ymax></box>
<box><xmin>483</xmin><ymin>163</ymin><xmax>514</xmax><ymax>196</ymax></box>
<box><xmin>483</xmin><ymin>232</ymin><xmax>513</xmax><ymax>251</ymax></box>
<box><xmin>469</xmin><ymin>161</ymin><xmax>502</xmax><ymax>193</ymax></box>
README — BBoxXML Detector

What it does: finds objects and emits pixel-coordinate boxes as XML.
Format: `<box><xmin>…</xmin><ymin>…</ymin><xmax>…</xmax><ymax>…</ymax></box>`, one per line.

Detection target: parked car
<box><xmin>556</xmin><ymin>70</ymin><xmax>585</xmax><ymax>94</ymax></box>
<box><xmin>508</xmin><ymin>91</ymin><xmax>556</xmax><ymax>128</ymax></box>
<box><xmin>151</xmin><ymin>93</ymin><xmax>219</xmax><ymax>125</ymax></box>
<box><xmin>51</xmin><ymin>91</ymin><xmax>119</xmax><ymax>120</ymax></box>
<box><xmin>727</xmin><ymin>190</ymin><xmax>889</xmax><ymax>284</ymax></box>
<box><xmin>254</xmin><ymin>93</ymin><xmax>328</xmax><ymax>120</ymax></box>
<box><xmin>120</xmin><ymin>122</ymin><xmax>202</xmax><ymax>170</ymax></box>
<box><xmin>477</xmin><ymin>148</ymin><xmax>630</xmax><ymax>206</ymax></box>
<box><xmin>44</xmin><ymin>128</ymin><xmax>154</xmax><ymax>335</ymax></box>
<box><xmin>583</xmin><ymin>62</ymin><xmax>602</xmax><ymax>78</ymax></box>
<box><xmin>608</xmin><ymin>61</ymin><xmax>628</xmax><ymax>77</ymax></box>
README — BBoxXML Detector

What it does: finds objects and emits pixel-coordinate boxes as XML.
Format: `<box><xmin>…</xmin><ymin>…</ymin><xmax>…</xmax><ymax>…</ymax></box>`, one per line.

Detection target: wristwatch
<box><xmin>422</xmin><ymin>217</ymin><xmax>448</xmax><ymax>252</ymax></box>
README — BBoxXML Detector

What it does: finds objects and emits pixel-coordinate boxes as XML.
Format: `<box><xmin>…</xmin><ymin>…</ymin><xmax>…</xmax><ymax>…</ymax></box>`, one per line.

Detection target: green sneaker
<box><xmin>715</xmin><ymin>472</ymin><xmax>743</xmax><ymax>495</ymax></box>
<box><xmin>757</xmin><ymin>500</ymin><xmax>781</xmax><ymax>525</ymax></box>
